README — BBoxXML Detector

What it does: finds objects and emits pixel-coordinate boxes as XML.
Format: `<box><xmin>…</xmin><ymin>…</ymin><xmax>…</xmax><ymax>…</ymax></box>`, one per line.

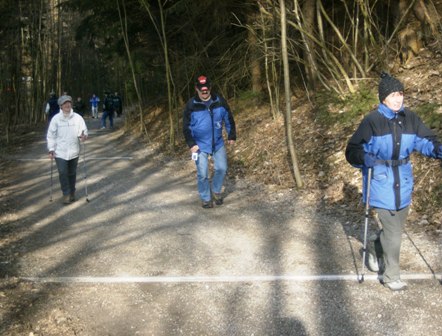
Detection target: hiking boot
<box><xmin>213</xmin><ymin>193</ymin><xmax>223</xmax><ymax>205</ymax></box>
<box><xmin>202</xmin><ymin>200</ymin><xmax>213</xmax><ymax>209</ymax></box>
<box><xmin>367</xmin><ymin>252</ymin><xmax>379</xmax><ymax>272</ymax></box>
<box><xmin>69</xmin><ymin>192</ymin><xmax>76</xmax><ymax>202</ymax></box>
<box><xmin>62</xmin><ymin>194</ymin><xmax>71</xmax><ymax>205</ymax></box>
<box><xmin>384</xmin><ymin>279</ymin><xmax>407</xmax><ymax>291</ymax></box>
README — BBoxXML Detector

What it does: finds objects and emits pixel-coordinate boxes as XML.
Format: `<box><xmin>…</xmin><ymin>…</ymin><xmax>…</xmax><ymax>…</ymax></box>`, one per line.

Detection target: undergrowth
<box><xmin>314</xmin><ymin>85</ymin><xmax>378</xmax><ymax>125</ymax></box>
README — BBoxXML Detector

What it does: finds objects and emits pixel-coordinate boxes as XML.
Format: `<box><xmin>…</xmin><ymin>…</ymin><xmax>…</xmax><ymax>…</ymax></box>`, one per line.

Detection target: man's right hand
<box><xmin>364</xmin><ymin>153</ymin><xmax>376</xmax><ymax>168</ymax></box>
<box><xmin>190</xmin><ymin>145</ymin><xmax>199</xmax><ymax>153</ymax></box>
<box><xmin>48</xmin><ymin>151</ymin><xmax>55</xmax><ymax>159</ymax></box>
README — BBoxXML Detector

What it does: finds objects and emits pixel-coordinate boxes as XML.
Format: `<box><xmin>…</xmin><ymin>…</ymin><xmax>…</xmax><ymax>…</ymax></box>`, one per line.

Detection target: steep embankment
<box><xmin>214</xmin><ymin>49</ymin><xmax>442</xmax><ymax>236</ymax></box>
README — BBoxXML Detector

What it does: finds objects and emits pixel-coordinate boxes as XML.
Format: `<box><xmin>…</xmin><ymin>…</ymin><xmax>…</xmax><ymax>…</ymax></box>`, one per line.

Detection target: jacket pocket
<box><xmin>372</xmin><ymin>165</ymin><xmax>388</xmax><ymax>183</ymax></box>
<box><xmin>400</xmin><ymin>164</ymin><xmax>414</xmax><ymax>196</ymax></box>
<box><xmin>369</xmin><ymin>165</ymin><xmax>391</xmax><ymax>208</ymax></box>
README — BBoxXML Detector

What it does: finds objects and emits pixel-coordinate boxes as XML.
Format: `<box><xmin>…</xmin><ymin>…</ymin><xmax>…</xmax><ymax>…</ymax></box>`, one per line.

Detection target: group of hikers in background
<box><xmin>45</xmin><ymin>90</ymin><xmax>123</xmax><ymax>125</ymax></box>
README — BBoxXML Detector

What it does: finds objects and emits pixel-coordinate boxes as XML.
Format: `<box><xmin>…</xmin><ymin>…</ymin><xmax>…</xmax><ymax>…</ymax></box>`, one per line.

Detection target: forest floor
<box><xmin>0</xmin><ymin>90</ymin><xmax>442</xmax><ymax>335</ymax></box>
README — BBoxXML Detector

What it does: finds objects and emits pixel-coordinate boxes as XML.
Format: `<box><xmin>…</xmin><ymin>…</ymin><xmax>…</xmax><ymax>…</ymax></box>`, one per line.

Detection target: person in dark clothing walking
<box><xmin>45</xmin><ymin>92</ymin><xmax>59</xmax><ymax>123</ymax></box>
<box><xmin>113</xmin><ymin>92</ymin><xmax>123</xmax><ymax>117</ymax></box>
<box><xmin>101</xmin><ymin>91</ymin><xmax>114</xmax><ymax>129</ymax></box>
<box><xmin>73</xmin><ymin>97</ymin><xmax>86</xmax><ymax>117</ymax></box>
<box><xmin>345</xmin><ymin>72</ymin><xmax>442</xmax><ymax>291</ymax></box>
<box><xmin>183</xmin><ymin>75</ymin><xmax>236</xmax><ymax>208</ymax></box>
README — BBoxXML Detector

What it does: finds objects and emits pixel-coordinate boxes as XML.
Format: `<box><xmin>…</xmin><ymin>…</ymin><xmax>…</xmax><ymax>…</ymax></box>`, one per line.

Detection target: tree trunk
<box><xmin>157</xmin><ymin>0</ymin><xmax>175</xmax><ymax>150</ymax></box>
<box><xmin>280</xmin><ymin>0</ymin><xmax>303</xmax><ymax>188</ymax></box>
<box><xmin>139</xmin><ymin>0</ymin><xmax>176</xmax><ymax>149</ymax></box>
<box><xmin>248</xmin><ymin>11</ymin><xmax>262</xmax><ymax>94</ymax></box>
<box><xmin>298</xmin><ymin>0</ymin><xmax>318</xmax><ymax>89</ymax></box>
<box><xmin>258</xmin><ymin>2</ymin><xmax>277</xmax><ymax>118</ymax></box>
<box><xmin>117</xmin><ymin>0</ymin><xmax>148</xmax><ymax>139</ymax></box>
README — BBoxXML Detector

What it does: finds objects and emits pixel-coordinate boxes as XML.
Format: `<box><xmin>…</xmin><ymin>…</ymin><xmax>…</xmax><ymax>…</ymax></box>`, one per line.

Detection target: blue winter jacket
<box><xmin>345</xmin><ymin>104</ymin><xmax>441</xmax><ymax>210</ymax></box>
<box><xmin>183</xmin><ymin>93</ymin><xmax>236</xmax><ymax>154</ymax></box>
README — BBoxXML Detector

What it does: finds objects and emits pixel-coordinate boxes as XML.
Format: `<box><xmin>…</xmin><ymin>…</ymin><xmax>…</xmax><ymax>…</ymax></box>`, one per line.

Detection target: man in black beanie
<box><xmin>345</xmin><ymin>72</ymin><xmax>442</xmax><ymax>291</ymax></box>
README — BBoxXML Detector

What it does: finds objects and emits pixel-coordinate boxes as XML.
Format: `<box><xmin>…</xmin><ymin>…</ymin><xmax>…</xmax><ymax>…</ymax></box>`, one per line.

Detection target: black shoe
<box><xmin>202</xmin><ymin>200</ymin><xmax>213</xmax><ymax>209</ymax></box>
<box><xmin>213</xmin><ymin>193</ymin><xmax>223</xmax><ymax>205</ymax></box>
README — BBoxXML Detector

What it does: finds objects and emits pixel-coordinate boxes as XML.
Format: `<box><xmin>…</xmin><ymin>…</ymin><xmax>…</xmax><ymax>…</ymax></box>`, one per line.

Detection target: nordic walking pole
<box><xmin>82</xmin><ymin>140</ymin><xmax>90</xmax><ymax>202</ymax></box>
<box><xmin>359</xmin><ymin>167</ymin><xmax>372</xmax><ymax>283</ymax></box>
<box><xmin>49</xmin><ymin>156</ymin><xmax>54</xmax><ymax>202</ymax></box>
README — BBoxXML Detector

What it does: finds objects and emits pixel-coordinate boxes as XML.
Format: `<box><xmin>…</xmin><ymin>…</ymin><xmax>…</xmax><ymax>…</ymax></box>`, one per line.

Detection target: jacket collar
<box><xmin>194</xmin><ymin>93</ymin><xmax>218</xmax><ymax>104</ymax></box>
<box><xmin>61</xmin><ymin>109</ymin><xmax>74</xmax><ymax>119</ymax></box>
<box><xmin>377</xmin><ymin>103</ymin><xmax>405</xmax><ymax>120</ymax></box>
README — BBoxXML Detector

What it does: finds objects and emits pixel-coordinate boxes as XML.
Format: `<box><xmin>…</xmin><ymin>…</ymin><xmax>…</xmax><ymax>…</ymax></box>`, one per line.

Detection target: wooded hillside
<box><xmin>1</xmin><ymin>0</ymin><xmax>442</xmax><ymax>231</ymax></box>
<box><xmin>1</xmin><ymin>0</ymin><xmax>440</xmax><ymax>132</ymax></box>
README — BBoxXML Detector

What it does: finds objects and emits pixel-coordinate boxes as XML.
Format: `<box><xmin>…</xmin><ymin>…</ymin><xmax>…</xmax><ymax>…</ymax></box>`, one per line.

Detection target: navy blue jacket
<box><xmin>183</xmin><ymin>93</ymin><xmax>236</xmax><ymax>154</ymax></box>
<box><xmin>47</xmin><ymin>96</ymin><xmax>59</xmax><ymax>122</ymax></box>
<box><xmin>346</xmin><ymin>104</ymin><xmax>441</xmax><ymax>210</ymax></box>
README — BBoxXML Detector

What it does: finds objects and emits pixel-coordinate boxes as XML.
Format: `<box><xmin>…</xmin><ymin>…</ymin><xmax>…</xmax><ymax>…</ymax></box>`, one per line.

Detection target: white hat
<box><xmin>58</xmin><ymin>95</ymin><xmax>72</xmax><ymax>106</ymax></box>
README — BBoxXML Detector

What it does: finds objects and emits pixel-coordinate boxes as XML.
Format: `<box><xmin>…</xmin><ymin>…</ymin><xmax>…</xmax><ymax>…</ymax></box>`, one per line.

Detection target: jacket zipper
<box><xmin>392</xmin><ymin>119</ymin><xmax>401</xmax><ymax>209</ymax></box>
<box><xmin>209</xmin><ymin>105</ymin><xmax>215</xmax><ymax>154</ymax></box>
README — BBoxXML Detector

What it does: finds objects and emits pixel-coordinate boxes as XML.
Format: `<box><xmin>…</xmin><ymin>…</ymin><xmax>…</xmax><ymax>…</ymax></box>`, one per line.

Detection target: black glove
<box><xmin>364</xmin><ymin>153</ymin><xmax>376</xmax><ymax>168</ymax></box>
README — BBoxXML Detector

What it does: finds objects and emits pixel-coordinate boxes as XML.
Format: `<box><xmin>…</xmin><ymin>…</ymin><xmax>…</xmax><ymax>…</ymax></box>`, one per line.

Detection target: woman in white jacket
<box><xmin>47</xmin><ymin>95</ymin><xmax>88</xmax><ymax>204</ymax></box>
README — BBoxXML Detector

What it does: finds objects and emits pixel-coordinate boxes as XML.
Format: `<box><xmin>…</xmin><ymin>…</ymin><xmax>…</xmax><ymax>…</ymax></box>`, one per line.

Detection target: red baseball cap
<box><xmin>195</xmin><ymin>75</ymin><xmax>211</xmax><ymax>91</ymax></box>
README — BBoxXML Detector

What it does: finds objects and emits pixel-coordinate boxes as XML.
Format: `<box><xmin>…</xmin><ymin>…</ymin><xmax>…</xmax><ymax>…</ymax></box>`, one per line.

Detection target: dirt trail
<box><xmin>0</xmin><ymin>116</ymin><xmax>441</xmax><ymax>336</ymax></box>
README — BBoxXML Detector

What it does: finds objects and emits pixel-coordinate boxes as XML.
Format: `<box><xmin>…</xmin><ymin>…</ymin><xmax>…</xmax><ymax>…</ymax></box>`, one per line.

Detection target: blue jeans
<box><xmin>195</xmin><ymin>146</ymin><xmax>227</xmax><ymax>202</ymax></box>
<box><xmin>55</xmin><ymin>157</ymin><xmax>79</xmax><ymax>196</ymax></box>
<box><xmin>101</xmin><ymin>110</ymin><xmax>114</xmax><ymax>128</ymax></box>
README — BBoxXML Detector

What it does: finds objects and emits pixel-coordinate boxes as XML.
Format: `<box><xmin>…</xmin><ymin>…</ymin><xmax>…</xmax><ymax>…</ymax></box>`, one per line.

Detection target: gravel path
<box><xmin>0</xmin><ymin>116</ymin><xmax>441</xmax><ymax>336</ymax></box>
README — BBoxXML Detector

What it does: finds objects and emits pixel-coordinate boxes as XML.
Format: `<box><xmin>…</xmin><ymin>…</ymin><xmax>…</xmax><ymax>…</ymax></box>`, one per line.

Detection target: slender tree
<box><xmin>280</xmin><ymin>0</ymin><xmax>303</xmax><ymax>188</ymax></box>
<box><xmin>116</xmin><ymin>0</ymin><xmax>148</xmax><ymax>138</ymax></box>
<box><xmin>139</xmin><ymin>0</ymin><xmax>176</xmax><ymax>148</ymax></box>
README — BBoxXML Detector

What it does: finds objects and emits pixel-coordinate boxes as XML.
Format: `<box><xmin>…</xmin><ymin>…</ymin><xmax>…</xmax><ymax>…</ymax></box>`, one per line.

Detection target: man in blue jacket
<box><xmin>346</xmin><ymin>72</ymin><xmax>442</xmax><ymax>291</ymax></box>
<box><xmin>183</xmin><ymin>75</ymin><xmax>236</xmax><ymax>208</ymax></box>
<box><xmin>89</xmin><ymin>94</ymin><xmax>100</xmax><ymax>119</ymax></box>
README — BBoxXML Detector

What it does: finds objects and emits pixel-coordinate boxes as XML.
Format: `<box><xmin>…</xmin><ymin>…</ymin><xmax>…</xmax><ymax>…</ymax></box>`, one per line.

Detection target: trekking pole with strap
<box><xmin>50</xmin><ymin>157</ymin><xmax>54</xmax><ymax>202</ymax></box>
<box><xmin>82</xmin><ymin>140</ymin><xmax>90</xmax><ymax>202</ymax></box>
<box><xmin>359</xmin><ymin>167</ymin><xmax>372</xmax><ymax>283</ymax></box>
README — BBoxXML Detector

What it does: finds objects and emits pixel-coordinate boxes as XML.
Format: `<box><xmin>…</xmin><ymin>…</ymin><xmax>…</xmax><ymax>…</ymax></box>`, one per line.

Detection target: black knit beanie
<box><xmin>378</xmin><ymin>72</ymin><xmax>404</xmax><ymax>102</ymax></box>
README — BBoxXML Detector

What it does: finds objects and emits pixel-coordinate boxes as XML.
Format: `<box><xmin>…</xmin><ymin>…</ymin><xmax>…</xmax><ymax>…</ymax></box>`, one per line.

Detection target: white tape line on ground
<box><xmin>14</xmin><ymin>157</ymin><xmax>133</xmax><ymax>161</ymax></box>
<box><xmin>79</xmin><ymin>157</ymin><xmax>133</xmax><ymax>160</ymax></box>
<box><xmin>20</xmin><ymin>273</ymin><xmax>442</xmax><ymax>284</ymax></box>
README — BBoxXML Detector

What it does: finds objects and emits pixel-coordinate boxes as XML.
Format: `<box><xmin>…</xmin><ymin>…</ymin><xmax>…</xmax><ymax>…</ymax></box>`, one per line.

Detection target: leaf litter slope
<box><xmin>0</xmin><ymin>117</ymin><xmax>441</xmax><ymax>335</ymax></box>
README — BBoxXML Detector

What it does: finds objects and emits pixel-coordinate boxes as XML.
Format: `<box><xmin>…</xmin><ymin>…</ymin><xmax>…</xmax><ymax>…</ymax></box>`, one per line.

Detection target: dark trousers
<box><xmin>55</xmin><ymin>157</ymin><xmax>79</xmax><ymax>196</ymax></box>
<box><xmin>101</xmin><ymin>110</ymin><xmax>114</xmax><ymax>128</ymax></box>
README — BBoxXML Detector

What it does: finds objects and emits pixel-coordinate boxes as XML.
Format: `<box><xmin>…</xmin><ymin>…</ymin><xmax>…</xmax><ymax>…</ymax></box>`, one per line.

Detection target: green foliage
<box><xmin>314</xmin><ymin>85</ymin><xmax>378</xmax><ymax>126</ymax></box>
<box><xmin>237</xmin><ymin>90</ymin><xmax>261</xmax><ymax>100</ymax></box>
<box><xmin>414</xmin><ymin>103</ymin><xmax>441</xmax><ymax>130</ymax></box>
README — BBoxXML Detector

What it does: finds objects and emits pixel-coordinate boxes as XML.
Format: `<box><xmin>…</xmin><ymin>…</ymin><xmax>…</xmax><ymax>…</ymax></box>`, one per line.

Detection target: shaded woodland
<box><xmin>1</xmin><ymin>1</ymin><xmax>441</xmax><ymax>157</ymax></box>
